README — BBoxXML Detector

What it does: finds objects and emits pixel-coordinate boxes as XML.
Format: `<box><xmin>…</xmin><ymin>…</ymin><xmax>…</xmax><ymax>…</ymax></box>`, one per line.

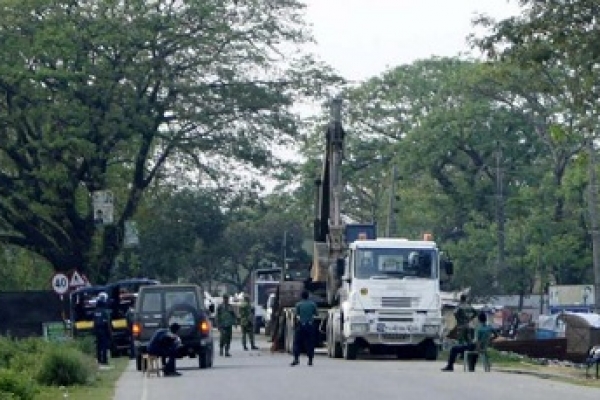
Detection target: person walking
<box><xmin>147</xmin><ymin>323</ymin><xmax>182</xmax><ymax>376</ymax></box>
<box><xmin>239</xmin><ymin>295</ymin><xmax>259</xmax><ymax>351</ymax></box>
<box><xmin>216</xmin><ymin>294</ymin><xmax>236</xmax><ymax>357</ymax></box>
<box><xmin>93</xmin><ymin>292</ymin><xmax>112</xmax><ymax>367</ymax></box>
<box><xmin>290</xmin><ymin>290</ymin><xmax>318</xmax><ymax>367</ymax></box>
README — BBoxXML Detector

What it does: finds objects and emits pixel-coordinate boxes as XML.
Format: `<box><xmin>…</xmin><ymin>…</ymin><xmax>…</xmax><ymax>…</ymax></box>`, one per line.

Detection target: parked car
<box><xmin>131</xmin><ymin>284</ymin><xmax>215</xmax><ymax>370</ymax></box>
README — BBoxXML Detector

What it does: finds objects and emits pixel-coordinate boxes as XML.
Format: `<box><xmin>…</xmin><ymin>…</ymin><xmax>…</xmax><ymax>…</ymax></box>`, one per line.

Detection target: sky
<box><xmin>301</xmin><ymin>0</ymin><xmax>522</xmax><ymax>82</ymax></box>
<box><xmin>267</xmin><ymin>0</ymin><xmax>523</xmax><ymax>189</ymax></box>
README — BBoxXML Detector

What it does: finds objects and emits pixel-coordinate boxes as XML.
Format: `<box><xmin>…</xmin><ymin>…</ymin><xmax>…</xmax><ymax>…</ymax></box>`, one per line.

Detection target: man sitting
<box><xmin>147</xmin><ymin>323</ymin><xmax>182</xmax><ymax>376</ymax></box>
<box><xmin>442</xmin><ymin>312</ymin><xmax>496</xmax><ymax>372</ymax></box>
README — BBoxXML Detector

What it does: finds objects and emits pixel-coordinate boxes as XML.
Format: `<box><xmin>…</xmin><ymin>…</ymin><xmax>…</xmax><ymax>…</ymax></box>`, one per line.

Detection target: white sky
<box><xmin>302</xmin><ymin>0</ymin><xmax>521</xmax><ymax>82</ymax></box>
<box><xmin>267</xmin><ymin>0</ymin><xmax>523</xmax><ymax>190</ymax></box>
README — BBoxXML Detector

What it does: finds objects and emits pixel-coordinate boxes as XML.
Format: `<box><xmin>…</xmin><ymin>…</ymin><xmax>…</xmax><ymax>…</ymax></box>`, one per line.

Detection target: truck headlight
<box><xmin>350</xmin><ymin>323</ymin><xmax>369</xmax><ymax>334</ymax></box>
<box><xmin>423</xmin><ymin>325</ymin><xmax>439</xmax><ymax>334</ymax></box>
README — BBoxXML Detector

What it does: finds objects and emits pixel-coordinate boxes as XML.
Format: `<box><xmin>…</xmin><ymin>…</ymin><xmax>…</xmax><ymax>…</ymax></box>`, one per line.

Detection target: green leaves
<box><xmin>0</xmin><ymin>0</ymin><xmax>336</xmax><ymax>281</ymax></box>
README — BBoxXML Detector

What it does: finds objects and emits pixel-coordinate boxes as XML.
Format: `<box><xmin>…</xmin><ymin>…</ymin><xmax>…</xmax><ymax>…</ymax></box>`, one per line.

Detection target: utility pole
<box><xmin>386</xmin><ymin>165</ymin><xmax>398</xmax><ymax>237</ymax></box>
<box><xmin>587</xmin><ymin>138</ymin><xmax>600</xmax><ymax>313</ymax></box>
<box><xmin>495</xmin><ymin>141</ymin><xmax>506</xmax><ymax>289</ymax></box>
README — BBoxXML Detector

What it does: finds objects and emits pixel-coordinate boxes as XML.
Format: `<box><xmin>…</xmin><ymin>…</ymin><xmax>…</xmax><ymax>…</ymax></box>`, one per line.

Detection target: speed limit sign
<box><xmin>51</xmin><ymin>273</ymin><xmax>69</xmax><ymax>295</ymax></box>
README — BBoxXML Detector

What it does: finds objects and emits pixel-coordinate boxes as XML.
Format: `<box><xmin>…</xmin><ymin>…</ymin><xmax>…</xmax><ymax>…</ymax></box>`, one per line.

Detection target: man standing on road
<box><xmin>147</xmin><ymin>323</ymin><xmax>182</xmax><ymax>376</ymax></box>
<box><xmin>93</xmin><ymin>292</ymin><xmax>113</xmax><ymax>367</ymax></box>
<box><xmin>454</xmin><ymin>294</ymin><xmax>476</xmax><ymax>344</ymax></box>
<box><xmin>291</xmin><ymin>290</ymin><xmax>318</xmax><ymax>367</ymax></box>
<box><xmin>216</xmin><ymin>294</ymin><xmax>236</xmax><ymax>357</ymax></box>
<box><xmin>239</xmin><ymin>295</ymin><xmax>259</xmax><ymax>351</ymax></box>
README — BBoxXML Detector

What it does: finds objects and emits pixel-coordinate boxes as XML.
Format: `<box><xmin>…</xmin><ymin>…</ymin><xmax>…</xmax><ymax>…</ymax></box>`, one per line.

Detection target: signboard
<box><xmin>549</xmin><ymin>285</ymin><xmax>595</xmax><ymax>307</ymax></box>
<box><xmin>69</xmin><ymin>271</ymin><xmax>87</xmax><ymax>289</ymax></box>
<box><xmin>92</xmin><ymin>190</ymin><xmax>114</xmax><ymax>225</ymax></box>
<box><xmin>42</xmin><ymin>322</ymin><xmax>70</xmax><ymax>343</ymax></box>
<box><xmin>124</xmin><ymin>220</ymin><xmax>140</xmax><ymax>248</ymax></box>
<box><xmin>51</xmin><ymin>273</ymin><xmax>70</xmax><ymax>295</ymax></box>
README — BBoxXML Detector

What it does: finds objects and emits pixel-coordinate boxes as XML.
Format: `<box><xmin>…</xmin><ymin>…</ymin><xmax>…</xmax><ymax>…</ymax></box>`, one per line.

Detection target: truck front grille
<box><xmin>381</xmin><ymin>333</ymin><xmax>409</xmax><ymax>340</ymax></box>
<box><xmin>381</xmin><ymin>297</ymin><xmax>412</xmax><ymax>308</ymax></box>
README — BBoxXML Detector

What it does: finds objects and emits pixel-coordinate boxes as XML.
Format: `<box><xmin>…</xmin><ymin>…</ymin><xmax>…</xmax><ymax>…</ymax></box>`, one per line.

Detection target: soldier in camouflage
<box><xmin>239</xmin><ymin>295</ymin><xmax>259</xmax><ymax>351</ymax></box>
<box><xmin>216</xmin><ymin>294</ymin><xmax>236</xmax><ymax>357</ymax></box>
<box><xmin>454</xmin><ymin>294</ymin><xmax>476</xmax><ymax>344</ymax></box>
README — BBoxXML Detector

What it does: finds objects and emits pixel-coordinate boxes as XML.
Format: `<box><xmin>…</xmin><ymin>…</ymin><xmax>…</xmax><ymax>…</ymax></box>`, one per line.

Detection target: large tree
<box><xmin>0</xmin><ymin>0</ymin><xmax>338</xmax><ymax>282</ymax></box>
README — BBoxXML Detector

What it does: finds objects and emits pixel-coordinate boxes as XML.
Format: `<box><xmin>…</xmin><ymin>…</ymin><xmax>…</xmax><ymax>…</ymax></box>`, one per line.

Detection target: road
<box><xmin>114</xmin><ymin>330</ymin><xmax>598</xmax><ymax>400</ymax></box>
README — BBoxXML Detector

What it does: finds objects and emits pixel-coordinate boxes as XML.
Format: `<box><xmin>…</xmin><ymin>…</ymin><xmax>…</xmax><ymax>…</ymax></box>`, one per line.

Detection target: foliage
<box><xmin>0</xmin><ymin>368</ymin><xmax>38</xmax><ymax>400</ymax></box>
<box><xmin>36</xmin><ymin>346</ymin><xmax>95</xmax><ymax>386</ymax></box>
<box><xmin>0</xmin><ymin>0</ymin><xmax>340</xmax><ymax>283</ymax></box>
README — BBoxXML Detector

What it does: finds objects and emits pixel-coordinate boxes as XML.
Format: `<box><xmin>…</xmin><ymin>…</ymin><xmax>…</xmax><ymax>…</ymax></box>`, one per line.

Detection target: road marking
<box><xmin>141</xmin><ymin>374</ymin><xmax>148</xmax><ymax>400</ymax></box>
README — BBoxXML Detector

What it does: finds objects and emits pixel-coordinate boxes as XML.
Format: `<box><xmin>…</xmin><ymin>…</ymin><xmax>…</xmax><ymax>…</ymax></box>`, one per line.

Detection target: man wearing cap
<box><xmin>93</xmin><ymin>292</ymin><xmax>112</xmax><ymax>366</ymax></box>
<box><xmin>216</xmin><ymin>294</ymin><xmax>237</xmax><ymax>357</ymax></box>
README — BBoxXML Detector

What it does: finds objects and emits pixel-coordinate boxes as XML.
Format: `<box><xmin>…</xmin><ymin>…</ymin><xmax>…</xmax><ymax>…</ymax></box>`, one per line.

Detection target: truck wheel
<box><xmin>328</xmin><ymin>323</ymin><xmax>343</xmax><ymax>359</ymax></box>
<box><xmin>343</xmin><ymin>341</ymin><xmax>357</xmax><ymax>360</ymax></box>
<box><xmin>423</xmin><ymin>340</ymin><xmax>438</xmax><ymax>361</ymax></box>
<box><xmin>285</xmin><ymin>320</ymin><xmax>294</xmax><ymax>354</ymax></box>
<box><xmin>326</xmin><ymin>324</ymin><xmax>333</xmax><ymax>358</ymax></box>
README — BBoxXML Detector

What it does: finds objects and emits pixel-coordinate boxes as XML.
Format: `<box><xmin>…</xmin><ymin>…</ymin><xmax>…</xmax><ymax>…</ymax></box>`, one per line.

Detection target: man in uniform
<box><xmin>290</xmin><ymin>290</ymin><xmax>318</xmax><ymax>367</ymax></box>
<box><xmin>216</xmin><ymin>294</ymin><xmax>236</xmax><ymax>357</ymax></box>
<box><xmin>454</xmin><ymin>294</ymin><xmax>476</xmax><ymax>344</ymax></box>
<box><xmin>239</xmin><ymin>295</ymin><xmax>259</xmax><ymax>351</ymax></box>
<box><xmin>147</xmin><ymin>323</ymin><xmax>182</xmax><ymax>376</ymax></box>
<box><xmin>93</xmin><ymin>292</ymin><xmax>112</xmax><ymax>367</ymax></box>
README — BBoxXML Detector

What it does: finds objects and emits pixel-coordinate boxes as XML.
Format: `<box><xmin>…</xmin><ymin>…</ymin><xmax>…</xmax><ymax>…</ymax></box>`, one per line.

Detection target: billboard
<box><xmin>548</xmin><ymin>285</ymin><xmax>595</xmax><ymax>307</ymax></box>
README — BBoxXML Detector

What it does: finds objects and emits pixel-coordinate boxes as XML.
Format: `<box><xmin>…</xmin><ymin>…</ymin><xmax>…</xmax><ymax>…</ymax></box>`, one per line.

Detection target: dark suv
<box><xmin>131</xmin><ymin>284</ymin><xmax>215</xmax><ymax>370</ymax></box>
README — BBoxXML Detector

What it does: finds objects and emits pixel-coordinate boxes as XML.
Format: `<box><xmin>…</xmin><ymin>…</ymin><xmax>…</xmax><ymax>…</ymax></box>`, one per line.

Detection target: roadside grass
<box><xmin>35</xmin><ymin>357</ymin><xmax>128</xmax><ymax>400</ymax></box>
<box><xmin>0</xmin><ymin>336</ymin><xmax>128</xmax><ymax>400</ymax></box>
<box><xmin>440</xmin><ymin>348</ymin><xmax>600</xmax><ymax>388</ymax></box>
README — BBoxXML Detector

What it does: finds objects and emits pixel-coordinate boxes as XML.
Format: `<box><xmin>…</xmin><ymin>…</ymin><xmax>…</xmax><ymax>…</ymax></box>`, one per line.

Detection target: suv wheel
<box><xmin>199</xmin><ymin>348</ymin><xmax>213</xmax><ymax>369</ymax></box>
<box><xmin>136</xmin><ymin>353</ymin><xmax>143</xmax><ymax>371</ymax></box>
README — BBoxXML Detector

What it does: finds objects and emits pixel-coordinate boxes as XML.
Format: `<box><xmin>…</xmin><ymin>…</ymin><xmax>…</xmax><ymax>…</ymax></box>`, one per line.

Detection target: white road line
<box><xmin>141</xmin><ymin>374</ymin><xmax>148</xmax><ymax>400</ymax></box>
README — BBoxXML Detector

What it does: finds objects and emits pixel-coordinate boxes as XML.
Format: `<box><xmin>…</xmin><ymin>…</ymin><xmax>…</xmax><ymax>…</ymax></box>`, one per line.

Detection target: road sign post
<box><xmin>51</xmin><ymin>273</ymin><xmax>70</xmax><ymax>296</ymax></box>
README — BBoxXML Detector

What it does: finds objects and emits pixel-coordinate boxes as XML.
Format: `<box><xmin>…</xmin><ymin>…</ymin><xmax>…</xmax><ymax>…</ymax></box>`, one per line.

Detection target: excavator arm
<box><xmin>311</xmin><ymin>97</ymin><xmax>346</xmax><ymax>305</ymax></box>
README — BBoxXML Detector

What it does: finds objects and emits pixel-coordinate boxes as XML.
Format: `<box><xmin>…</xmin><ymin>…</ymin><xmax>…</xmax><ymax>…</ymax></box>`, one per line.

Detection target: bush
<box><xmin>69</xmin><ymin>336</ymin><xmax>96</xmax><ymax>357</ymax></box>
<box><xmin>0</xmin><ymin>368</ymin><xmax>38</xmax><ymax>400</ymax></box>
<box><xmin>37</xmin><ymin>347</ymin><xmax>95</xmax><ymax>386</ymax></box>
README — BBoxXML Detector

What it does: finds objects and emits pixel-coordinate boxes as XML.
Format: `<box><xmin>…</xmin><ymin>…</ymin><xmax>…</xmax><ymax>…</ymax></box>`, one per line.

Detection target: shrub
<box><xmin>0</xmin><ymin>337</ymin><xmax>17</xmax><ymax>369</ymax></box>
<box><xmin>69</xmin><ymin>336</ymin><xmax>96</xmax><ymax>357</ymax></box>
<box><xmin>0</xmin><ymin>368</ymin><xmax>38</xmax><ymax>400</ymax></box>
<box><xmin>36</xmin><ymin>347</ymin><xmax>95</xmax><ymax>386</ymax></box>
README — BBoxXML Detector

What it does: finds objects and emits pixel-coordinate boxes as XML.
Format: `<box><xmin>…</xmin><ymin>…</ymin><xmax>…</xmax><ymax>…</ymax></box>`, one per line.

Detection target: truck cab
<box><xmin>327</xmin><ymin>237</ymin><xmax>453</xmax><ymax>360</ymax></box>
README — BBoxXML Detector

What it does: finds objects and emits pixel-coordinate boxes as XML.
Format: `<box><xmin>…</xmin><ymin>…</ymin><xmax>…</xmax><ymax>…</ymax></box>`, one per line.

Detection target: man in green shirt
<box><xmin>239</xmin><ymin>295</ymin><xmax>259</xmax><ymax>351</ymax></box>
<box><xmin>442</xmin><ymin>312</ymin><xmax>497</xmax><ymax>371</ymax></box>
<box><xmin>216</xmin><ymin>294</ymin><xmax>236</xmax><ymax>357</ymax></box>
<box><xmin>291</xmin><ymin>290</ymin><xmax>318</xmax><ymax>367</ymax></box>
<box><xmin>454</xmin><ymin>294</ymin><xmax>476</xmax><ymax>344</ymax></box>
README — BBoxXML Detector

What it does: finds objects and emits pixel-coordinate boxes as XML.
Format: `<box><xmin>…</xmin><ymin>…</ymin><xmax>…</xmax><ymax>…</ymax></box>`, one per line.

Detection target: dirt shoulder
<box><xmin>495</xmin><ymin>362</ymin><xmax>600</xmax><ymax>388</ymax></box>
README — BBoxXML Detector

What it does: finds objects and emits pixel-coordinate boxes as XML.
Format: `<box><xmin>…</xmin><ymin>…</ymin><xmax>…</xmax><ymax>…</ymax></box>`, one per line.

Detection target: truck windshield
<box><xmin>354</xmin><ymin>248</ymin><xmax>437</xmax><ymax>280</ymax></box>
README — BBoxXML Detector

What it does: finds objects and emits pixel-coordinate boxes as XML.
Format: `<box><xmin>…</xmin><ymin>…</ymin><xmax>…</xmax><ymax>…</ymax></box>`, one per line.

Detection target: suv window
<box><xmin>141</xmin><ymin>292</ymin><xmax>162</xmax><ymax>312</ymax></box>
<box><xmin>165</xmin><ymin>290</ymin><xmax>197</xmax><ymax>310</ymax></box>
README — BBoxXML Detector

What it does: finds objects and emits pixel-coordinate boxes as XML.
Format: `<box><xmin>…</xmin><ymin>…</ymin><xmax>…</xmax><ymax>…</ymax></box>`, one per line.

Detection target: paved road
<box><xmin>114</xmin><ymin>331</ymin><xmax>599</xmax><ymax>400</ymax></box>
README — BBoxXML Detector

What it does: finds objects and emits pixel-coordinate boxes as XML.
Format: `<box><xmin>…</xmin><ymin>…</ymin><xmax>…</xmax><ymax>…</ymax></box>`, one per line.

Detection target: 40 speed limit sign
<box><xmin>51</xmin><ymin>273</ymin><xmax>69</xmax><ymax>295</ymax></box>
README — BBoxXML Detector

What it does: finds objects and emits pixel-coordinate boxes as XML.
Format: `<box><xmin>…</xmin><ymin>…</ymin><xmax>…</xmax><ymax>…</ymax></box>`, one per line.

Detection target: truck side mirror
<box><xmin>443</xmin><ymin>260</ymin><xmax>454</xmax><ymax>276</ymax></box>
<box><xmin>336</xmin><ymin>259</ymin><xmax>345</xmax><ymax>278</ymax></box>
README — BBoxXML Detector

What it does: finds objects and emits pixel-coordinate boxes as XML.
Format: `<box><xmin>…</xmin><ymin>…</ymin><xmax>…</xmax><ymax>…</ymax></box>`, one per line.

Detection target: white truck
<box><xmin>271</xmin><ymin>98</ymin><xmax>453</xmax><ymax>360</ymax></box>
<box><xmin>326</xmin><ymin>236</ymin><xmax>453</xmax><ymax>360</ymax></box>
